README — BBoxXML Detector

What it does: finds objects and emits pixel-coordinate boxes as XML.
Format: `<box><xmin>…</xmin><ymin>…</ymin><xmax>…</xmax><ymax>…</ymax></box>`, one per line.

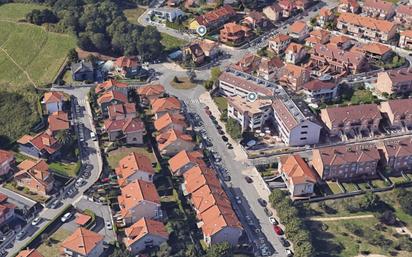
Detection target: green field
<box><xmin>0</xmin><ymin>3</ymin><xmax>76</xmax><ymax>87</ymax></box>
<box><xmin>161</xmin><ymin>32</ymin><xmax>188</xmax><ymax>52</ymax></box>
<box><xmin>0</xmin><ymin>3</ymin><xmax>46</xmax><ymax>22</ymax></box>
<box><xmin>123</xmin><ymin>6</ymin><xmax>146</xmax><ymax>25</ymax></box>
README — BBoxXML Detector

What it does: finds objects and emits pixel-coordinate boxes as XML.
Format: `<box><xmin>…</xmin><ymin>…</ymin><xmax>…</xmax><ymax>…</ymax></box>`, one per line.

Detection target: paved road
<box><xmin>5</xmin><ymin>87</ymin><xmax>103</xmax><ymax>257</ymax></box>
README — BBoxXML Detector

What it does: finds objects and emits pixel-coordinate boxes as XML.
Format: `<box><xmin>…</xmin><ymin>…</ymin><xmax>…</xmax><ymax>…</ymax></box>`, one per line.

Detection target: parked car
<box><xmin>75</xmin><ymin>178</ymin><xmax>86</xmax><ymax>187</ymax></box>
<box><xmin>16</xmin><ymin>230</ymin><xmax>26</xmax><ymax>240</ymax></box>
<box><xmin>286</xmin><ymin>249</ymin><xmax>294</xmax><ymax>257</ymax></box>
<box><xmin>50</xmin><ymin>200</ymin><xmax>61</xmax><ymax>209</ymax></box>
<box><xmin>90</xmin><ymin>132</ymin><xmax>97</xmax><ymax>141</ymax></box>
<box><xmin>258</xmin><ymin>198</ymin><xmax>267</xmax><ymax>207</ymax></box>
<box><xmin>218</xmin><ymin>129</ymin><xmax>225</xmax><ymax>135</ymax></box>
<box><xmin>274</xmin><ymin>225</ymin><xmax>283</xmax><ymax>235</ymax></box>
<box><xmin>61</xmin><ymin>212</ymin><xmax>73</xmax><ymax>222</ymax></box>
<box><xmin>221</xmin><ymin>136</ymin><xmax>228</xmax><ymax>142</ymax></box>
<box><xmin>31</xmin><ymin>217</ymin><xmax>42</xmax><ymax>226</ymax></box>
<box><xmin>279</xmin><ymin>237</ymin><xmax>290</xmax><ymax>247</ymax></box>
<box><xmin>235</xmin><ymin>196</ymin><xmax>242</xmax><ymax>204</ymax></box>
<box><xmin>245</xmin><ymin>176</ymin><xmax>253</xmax><ymax>183</ymax></box>
<box><xmin>264</xmin><ymin>207</ymin><xmax>273</xmax><ymax>217</ymax></box>
<box><xmin>106</xmin><ymin>221</ymin><xmax>113</xmax><ymax>230</ymax></box>
<box><xmin>269</xmin><ymin>217</ymin><xmax>278</xmax><ymax>225</ymax></box>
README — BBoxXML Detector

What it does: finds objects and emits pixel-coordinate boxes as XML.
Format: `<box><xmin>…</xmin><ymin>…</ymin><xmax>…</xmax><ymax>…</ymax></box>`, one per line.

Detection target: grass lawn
<box><xmin>49</xmin><ymin>161</ymin><xmax>80</xmax><ymax>177</ymax></box>
<box><xmin>0</xmin><ymin>3</ymin><xmax>45</xmax><ymax>22</ymax></box>
<box><xmin>161</xmin><ymin>33</ymin><xmax>188</xmax><ymax>52</ymax></box>
<box><xmin>4</xmin><ymin>182</ymin><xmax>48</xmax><ymax>203</ymax></box>
<box><xmin>123</xmin><ymin>6</ymin><xmax>146</xmax><ymax>25</ymax></box>
<box><xmin>311</xmin><ymin>217</ymin><xmax>411</xmax><ymax>257</ymax></box>
<box><xmin>341</xmin><ymin>183</ymin><xmax>358</xmax><ymax>192</ymax></box>
<box><xmin>37</xmin><ymin>228</ymin><xmax>71</xmax><ymax>257</ymax></box>
<box><xmin>212</xmin><ymin>96</ymin><xmax>228</xmax><ymax>112</ymax></box>
<box><xmin>0</xmin><ymin>3</ymin><xmax>76</xmax><ymax>87</ymax></box>
<box><xmin>62</xmin><ymin>70</ymin><xmax>73</xmax><ymax>84</ymax></box>
<box><xmin>13</xmin><ymin>151</ymin><xmax>35</xmax><ymax>164</ymax></box>
<box><xmin>170</xmin><ymin>77</ymin><xmax>196</xmax><ymax>89</ymax></box>
<box><xmin>327</xmin><ymin>182</ymin><xmax>343</xmax><ymax>194</ymax></box>
<box><xmin>107</xmin><ymin>146</ymin><xmax>155</xmax><ymax>169</ymax></box>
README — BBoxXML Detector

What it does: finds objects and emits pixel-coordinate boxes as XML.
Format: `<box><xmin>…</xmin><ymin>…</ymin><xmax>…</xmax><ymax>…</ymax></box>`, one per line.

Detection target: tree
<box><xmin>226</xmin><ymin>117</ymin><xmax>242</xmax><ymax>139</ymax></box>
<box><xmin>210</xmin><ymin>67</ymin><xmax>222</xmax><ymax>82</ymax></box>
<box><xmin>67</xmin><ymin>48</ymin><xmax>79</xmax><ymax>63</ymax></box>
<box><xmin>55</xmin><ymin>130</ymin><xmax>72</xmax><ymax>145</ymax></box>
<box><xmin>109</xmin><ymin>248</ymin><xmax>133</xmax><ymax>257</ymax></box>
<box><xmin>26</xmin><ymin>9</ymin><xmax>58</xmax><ymax>25</ymax></box>
<box><xmin>397</xmin><ymin>189</ymin><xmax>412</xmax><ymax>215</ymax></box>
<box><xmin>203</xmin><ymin>80</ymin><xmax>214</xmax><ymax>91</ymax></box>
<box><xmin>377</xmin><ymin>210</ymin><xmax>397</xmax><ymax>225</ymax></box>
<box><xmin>205</xmin><ymin>241</ymin><xmax>233</xmax><ymax>257</ymax></box>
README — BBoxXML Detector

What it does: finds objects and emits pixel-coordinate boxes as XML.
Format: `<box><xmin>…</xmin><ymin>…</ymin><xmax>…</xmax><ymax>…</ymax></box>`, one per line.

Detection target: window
<box><xmin>301</xmin><ymin>125</ymin><xmax>308</xmax><ymax>128</ymax></box>
<box><xmin>301</xmin><ymin>131</ymin><xmax>308</xmax><ymax>135</ymax></box>
<box><xmin>300</xmin><ymin>137</ymin><xmax>307</xmax><ymax>140</ymax></box>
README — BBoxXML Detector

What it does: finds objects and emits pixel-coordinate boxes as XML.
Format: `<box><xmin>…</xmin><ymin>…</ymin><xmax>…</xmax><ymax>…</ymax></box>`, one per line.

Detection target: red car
<box><xmin>274</xmin><ymin>225</ymin><xmax>283</xmax><ymax>235</ymax></box>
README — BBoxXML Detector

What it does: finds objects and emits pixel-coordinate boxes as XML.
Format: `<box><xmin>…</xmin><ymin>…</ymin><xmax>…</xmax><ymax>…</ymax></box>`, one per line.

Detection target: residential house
<box><xmin>337</xmin><ymin>13</ymin><xmax>398</xmax><ymax>43</ymax></box>
<box><xmin>262</xmin><ymin>3</ymin><xmax>282</xmax><ymax>22</ymax></box>
<box><xmin>47</xmin><ymin>111</ymin><xmax>70</xmax><ymax>136</ymax></box>
<box><xmin>17</xmin><ymin>132</ymin><xmax>61</xmax><ymax>160</ymax></box>
<box><xmin>375</xmin><ymin>67</ymin><xmax>412</xmax><ymax>95</ymax></box>
<box><xmin>113</xmin><ymin>56</ymin><xmax>146</xmax><ymax>79</ymax></box>
<box><xmin>107</xmin><ymin>103</ymin><xmax>137</xmax><ymax>121</ymax></box>
<box><xmin>0</xmin><ymin>150</ymin><xmax>14</xmax><ymax>176</ymax></box>
<box><xmin>310</xmin><ymin>44</ymin><xmax>368</xmax><ymax>76</ymax></box>
<box><xmin>15</xmin><ymin>160</ymin><xmax>54</xmax><ymax>196</ymax></box>
<box><xmin>168</xmin><ymin>150</ymin><xmax>205</xmax><ymax>176</ymax></box>
<box><xmin>312</xmin><ymin>144</ymin><xmax>380</xmax><ymax>181</ymax></box>
<box><xmin>232</xmin><ymin>53</ymin><xmax>261</xmax><ymax>74</ymax></box>
<box><xmin>115</xmin><ymin>152</ymin><xmax>155</xmax><ymax>186</ymax></box>
<box><xmin>318</xmin><ymin>7</ymin><xmax>334</xmax><ymax>27</ymax></box>
<box><xmin>378</xmin><ymin>137</ymin><xmax>412</xmax><ymax>173</ymax></box>
<box><xmin>189</xmin><ymin>5</ymin><xmax>236</xmax><ymax>31</ymax></box>
<box><xmin>199</xmin><ymin>204</ymin><xmax>243</xmax><ymax>246</ymax></box>
<box><xmin>362</xmin><ymin>0</ymin><xmax>395</xmax><ymax>20</ymax></box>
<box><xmin>227</xmin><ymin>95</ymin><xmax>273</xmax><ymax>132</ymax></box>
<box><xmin>117</xmin><ymin>179</ymin><xmax>160</xmax><ymax>226</ymax></box>
<box><xmin>103</xmin><ymin>117</ymin><xmax>145</xmax><ymax>144</ymax></box>
<box><xmin>379</xmin><ymin>98</ymin><xmax>412</xmax><ymax>129</ymax></box>
<box><xmin>257</xmin><ymin>56</ymin><xmax>284</xmax><ymax>80</ymax></box>
<box><xmin>399</xmin><ymin>30</ymin><xmax>412</xmax><ymax>49</ymax></box>
<box><xmin>151</xmin><ymin>97</ymin><xmax>181</xmax><ymax>119</ymax></box>
<box><xmin>272</xmin><ymin>99</ymin><xmax>321</xmax><ymax>146</ymax></box>
<box><xmin>329</xmin><ymin>35</ymin><xmax>353</xmax><ymax>50</ymax></box>
<box><xmin>42</xmin><ymin>91</ymin><xmax>65</xmax><ymax>114</ymax></box>
<box><xmin>268</xmin><ymin>34</ymin><xmax>291</xmax><ymax>54</ymax></box>
<box><xmin>302</xmin><ymin>80</ymin><xmax>338</xmax><ymax>103</ymax></box>
<box><xmin>124</xmin><ymin>218</ymin><xmax>168</xmax><ymax>255</ymax></box>
<box><xmin>218</xmin><ymin>72</ymin><xmax>274</xmax><ymax>98</ymax></box>
<box><xmin>219</xmin><ymin>22</ymin><xmax>252</xmax><ymax>46</ymax></box>
<box><xmin>61</xmin><ymin>227</ymin><xmax>104</xmax><ymax>257</ymax></box>
<box><xmin>394</xmin><ymin>5</ymin><xmax>412</xmax><ymax>25</ymax></box>
<box><xmin>284</xmin><ymin>43</ymin><xmax>307</xmax><ymax>64</ymax></box>
<box><xmin>136</xmin><ymin>84</ymin><xmax>165</xmax><ymax>106</ymax></box>
<box><xmin>154</xmin><ymin>113</ymin><xmax>187</xmax><ymax>133</ymax></box>
<box><xmin>191</xmin><ymin>182</ymin><xmax>232</xmax><ymax>216</ymax></box>
<box><xmin>156</xmin><ymin>129</ymin><xmax>195</xmax><ymax>156</ymax></box>
<box><xmin>288</xmin><ymin>21</ymin><xmax>310</xmax><ymax>42</ymax></box>
<box><xmin>279</xmin><ymin>155</ymin><xmax>317</xmax><ymax>197</ymax></box>
<box><xmin>278</xmin><ymin>0</ymin><xmax>296</xmax><ymax>18</ymax></box>
<box><xmin>352</xmin><ymin>42</ymin><xmax>393</xmax><ymax>61</ymax></box>
<box><xmin>278</xmin><ymin>64</ymin><xmax>311</xmax><ymax>91</ymax></box>
<box><xmin>338</xmin><ymin>0</ymin><xmax>360</xmax><ymax>13</ymax></box>
<box><xmin>97</xmin><ymin>90</ymin><xmax>128</xmax><ymax>115</ymax></box>
<box><xmin>197</xmin><ymin>39</ymin><xmax>219</xmax><ymax>58</ymax></box>
<box><xmin>305</xmin><ymin>29</ymin><xmax>330</xmax><ymax>47</ymax></box>
<box><xmin>0</xmin><ymin>193</ymin><xmax>15</xmax><ymax>226</ymax></box>
<box><xmin>183</xmin><ymin>165</ymin><xmax>221</xmax><ymax>195</ymax></box>
<box><xmin>320</xmin><ymin>104</ymin><xmax>382</xmax><ymax>137</ymax></box>
<box><xmin>71</xmin><ymin>60</ymin><xmax>94</xmax><ymax>81</ymax></box>
<box><xmin>243</xmin><ymin>11</ymin><xmax>268</xmax><ymax>29</ymax></box>
<box><xmin>295</xmin><ymin>0</ymin><xmax>310</xmax><ymax>10</ymax></box>
<box><xmin>17</xmin><ymin>249</ymin><xmax>43</xmax><ymax>257</ymax></box>
<box><xmin>95</xmin><ymin>79</ymin><xmax>128</xmax><ymax>95</ymax></box>
<box><xmin>150</xmin><ymin>7</ymin><xmax>185</xmax><ymax>22</ymax></box>
<box><xmin>183</xmin><ymin>42</ymin><xmax>205</xmax><ymax>65</ymax></box>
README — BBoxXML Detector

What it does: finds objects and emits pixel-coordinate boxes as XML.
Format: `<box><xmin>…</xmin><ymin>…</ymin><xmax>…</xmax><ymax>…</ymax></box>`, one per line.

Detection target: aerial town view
<box><xmin>2</xmin><ymin>0</ymin><xmax>412</xmax><ymax>257</ymax></box>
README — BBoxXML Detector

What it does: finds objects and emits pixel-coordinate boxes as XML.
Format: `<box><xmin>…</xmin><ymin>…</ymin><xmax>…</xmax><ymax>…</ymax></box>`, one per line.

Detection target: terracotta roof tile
<box><xmin>150</xmin><ymin>97</ymin><xmax>181</xmax><ymax>114</ymax></box>
<box><xmin>280</xmin><ymin>155</ymin><xmax>317</xmax><ymax>185</ymax></box>
<box><xmin>47</xmin><ymin>111</ymin><xmax>69</xmax><ymax>132</ymax></box>
<box><xmin>115</xmin><ymin>152</ymin><xmax>154</xmax><ymax>186</ymax></box>
<box><xmin>61</xmin><ymin>227</ymin><xmax>104</xmax><ymax>256</ymax></box>
<box><xmin>118</xmin><ymin>179</ymin><xmax>160</xmax><ymax>213</ymax></box>
<box><xmin>289</xmin><ymin>21</ymin><xmax>307</xmax><ymax>34</ymax></box>
<box><xmin>321</xmin><ymin>104</ymin><xmax>382</xmax><ymax>127</ymax></box>
<box><xmin>43</xmin><ymin>91</ymin><xmax>64</xmax><ymax>104</ymax></box>
<box><xmin>104</xmin><ymin>117</ymin><xmax>144</xmax><ymax>134</ymax></box>
<box><xmin>95</xmin><ymin>79</ymin><xmax>128</xmax><ymax>94</ymax></box>
<box><xmin>154</xmin><ymin>113</ymin><xmax>186</xmax><ymax>132</ymax></box>
<box><xmin>338</xmin><ymin>12</ymin><xmax>397</xmax><ymax>33</ymax></box>
<box><xmin>168</xmin><ymin>150</ymin><xmax>205</xmax><ymax>174</ymax></box>
<box><xmin>0</xmin><ymin>150</ymin><xmax>13</xmax><ymax>165</ymax></box>
<box><xmin>97</xmin><ymin>90</ymin><xmax>128</xmax><ymax>105</ymax></box>
<box><xmin>137</xmin><ymin>84</ymin><xmax>165</xmax><ymax>98</ymax></box>
<box><xmin>124</xmin><ymin>218</ymin><xmax>168</xmax><ymax>246</ymax></box>
<box><xmin>17</xmin><ymin>249</ymin><xmax>44</xmax><ymax>257</ymax></box>
<box><xmin>315</xmin><ymin>144</ymin><xmax>380</xmax><ymax>166</ymax></box>
<box><xmin>156</xmin><ymin>129</ymin><xmax>193</xmax><ymax>151</ymax></box>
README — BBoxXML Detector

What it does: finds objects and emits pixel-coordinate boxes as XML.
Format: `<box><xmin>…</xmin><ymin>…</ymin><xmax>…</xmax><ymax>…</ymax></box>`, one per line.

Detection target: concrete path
<box><xmin>309</xmin><ymin>214</ymin><xmax>374</xmax><ymax>222</ymax></box>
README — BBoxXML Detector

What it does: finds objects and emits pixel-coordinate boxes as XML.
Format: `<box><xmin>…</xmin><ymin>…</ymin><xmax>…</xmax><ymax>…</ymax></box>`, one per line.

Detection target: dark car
<box><xmin>258</xmin><ymin>198</ymin><xmax>267</xmax><ymax>207</ymax></box>
<box><xmin>245</xmin><ymin>176</ymin><xmax>253</xmax><ymax>183</ymax></box>
<box><xmin>216</xmin><ymin>124</ymin><xmax>222</xmax><ymax>130</ymax></box>
<box><xmin>264</xmin><ymin>207</ymin><xmax>273</xmax><ymax>217</ymax></box>
<box><xmin>222</xmin><ymin>136</ymin><xmax>228</xmax><ymax>142</ymax></box>
<box><xmin>218</xmin><ymin>129</ymin><xmax>225</xmax><ymax>135</ymax></box>
<box><xmin>279</xmin><ymin>237</ymin><xmax>290</xmax><ymax>247</ymax></box>
<box><xmin>227</xmin><ymin>144</ymin><xmax>233</xmax><ymax>149</ymax></box>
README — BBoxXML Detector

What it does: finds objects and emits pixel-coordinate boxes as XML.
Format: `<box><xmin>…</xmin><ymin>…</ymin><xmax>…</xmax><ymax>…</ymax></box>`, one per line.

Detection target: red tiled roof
<box><xmin>104</xmin><ymin>117</ymin><xmax>144</xmax><ymax>134</ymax></box>
<box><xmin>168</xmin><ymin>150</ymin><xmax>205</xmax><ymax>174</ymax></box>
<box><xmin>43</xmin><ymin>91</ymin><xmax>64</xmax><ymax>104</ymax></box>
<box><xmin>124</xmin><ymin>218</ymin><xmax>168</xmax><ymax>246</ymax></box>
<box><xmin>150</xmin><ymin>97</ymin><xmax>181</xmax><ymax>114</ymax></box>
<box><xmin>363</xmin><ymin>0</ymin><xmax>395</xmax><ymax>13</ymax></box>
<box><xmin>195</xmin><ymin>5</ymin><xmax>236</xmax><ymax>27</ymax></box>
<box><xmin>315</xmin><ymin>144</ymin><xmax>380</xmax><ymax>166</ymax></box>
<box><xmin>17</xmin><ymin>249</ymin><xmax>44</xmax><ymax>257</ymax></box>
<box><xmin>303</xmin><ymin>80</ymin><xmax>336</xmax><ymax>91</ymax></box>
<box><xmin>97</xmin><ymin>90</ymin><xmax>128</xmax><ymax>105</ymax></box>
<box><xmin>114</xmin><ymin>56</ymin><xmax>139</xmax><ymax>68</ymax></box>
<box><xmin>115</xmin><ymin>152</ymin><xmax>154</xmax><ymax>186</ymax></box>
<box><xmin>95</xmin><ymin>79</ymin><xmax>128</xmax><ymax>94</ymax></box>
<box><xmin>108</xmin><ymin>103</ymin><xmax>137</xmax><ymax>120</ymax></box>
<box><xmin>280</xmin><ymin>155</ymin><xmax>317</xmax><ymax>185</ymax></box>
<box><xmin>47</xmin><ymin>111</ymin><xmax>69</xmax><ymax>132</ymax></box>
<box><xmin>321</xmin><ymin>104</ymin><xmax>382</xmax><ymax>127</ymax></box>
<box><xmin>137</xmin><ymin>84</ymin><xmax>165</xmax><ymax>98</ymax></box>
<box><xmin>23</xmin><ymin>131</ymin><xmax>61</xmax><ymax>154</ymax></box>
<box><xmin>61</xmin><ymin>227</ymin><xmax>104</xmax><ymax>256</ymax></box>
<box><xmin>156</xmin><ymin>129</ymin><xmax>193</xmax><ymax>151</ymax></box>
<box><xmin>0</xmin><ymin>150</ymin><xmax>13</xmax><ymax>165</ymax></box>
<box><xmin>289</xmin><ymin>21</ymin><xmax>307</xmax><ymax>34</ymax></box>
<box><xmin>338</xmin><ymin>12</ymin><xmax>397</xmax><ymax>33</ymax></box>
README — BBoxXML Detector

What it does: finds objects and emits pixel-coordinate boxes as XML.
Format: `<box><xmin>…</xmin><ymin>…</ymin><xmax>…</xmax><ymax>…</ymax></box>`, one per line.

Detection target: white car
<box><xmin>75</xmin><ymin>178</ymin><xmax>86</xmax><ymax>187</ymax></box>
<box><xmin>269</xmin><ymin>217</ymin><xmax>278</xmax><ymax>225</ymax></box>
<box><xmin>235</xmin><ymin>196</ymin><xmax>242</xmax><ymax>205</ymax></box>
<box><xmin>31</xmin><ymin>217</ymin><xmax>42</xmax><ymax>226</ymax></box>
<box><xmin>106</xmin><ymin>221</ymin><xmax>113</xmax><ymax>230</ymax></box>
<box><xmin>286</xmin><ymin>249</ymin><xmax>294</xmax><ymax>257</ymax></box>
<box><xmin>90</xmin><ymin>132</ymin><xmax>97</xmax><ymax>141</ymax></box>
<box><xmin>61</xmin><ymin>212</ymin><xmax>73</xmax><ymax>223</ymax></box>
